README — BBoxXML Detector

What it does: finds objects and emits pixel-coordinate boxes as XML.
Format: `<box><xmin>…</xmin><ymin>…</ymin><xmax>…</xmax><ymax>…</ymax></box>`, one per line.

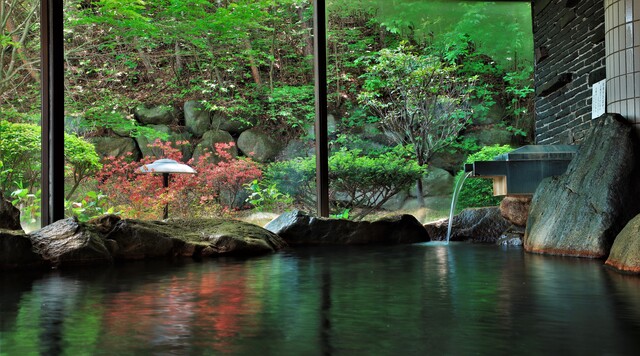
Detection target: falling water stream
<box><xmin>446</xmin><ymin>171</ymin><xmax>472</xmax><ymax>243</ymax></box>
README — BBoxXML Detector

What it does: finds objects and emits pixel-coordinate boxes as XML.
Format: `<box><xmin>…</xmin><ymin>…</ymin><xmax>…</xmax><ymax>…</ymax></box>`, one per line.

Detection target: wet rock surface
<box><xmin>265</xmin><ymin>210</ymin><xmax>428</xmax><ymax>245</ymax></box>
<box><xmin>605</xmin><ymin>213</ymin><xmax>640</xmax><ymax>274</ymax></box>
<box><xmin>424</xmin><ymin>207</ymin><xmax>512</xmax><ymax>243</ymax></box>
<box><xmin>500</xmin><ymin>196</ymin><xmax>532</xmax><ymax>227</ymax></box>
<box><xmin>0</xmin><ymin>229</ymin><xmax>45</xmax><ymax>269</ymax></box>
<box><xmin>29</xmin><ymin>218</ymin><xmax>113</xmax><ymax>267</ymax></box>
<box><xmin>0</xmin><ymin>199</ymin><xmax>21</xmax><ymax>230</ymax></box>
<box><xmin>524</xmin><ymin>114</ymin><xmax>640</xmax><ymax>258</ymax></box>
<box><xmin>1</xmin><ymin>215</ymin><xmax>286</xmax><ymax>270</ymax></box>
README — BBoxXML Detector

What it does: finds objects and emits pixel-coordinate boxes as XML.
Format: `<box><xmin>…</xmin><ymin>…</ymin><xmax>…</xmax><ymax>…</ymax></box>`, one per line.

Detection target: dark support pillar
<box><xmin>41</xmin><ymin>0</ymin><xmax>65</xmax><ymax>226</ymax></box>
<box><xmin>313</xmin><ymin>0</ymin><xmax>329</xmax><ymax>217</ymax></box>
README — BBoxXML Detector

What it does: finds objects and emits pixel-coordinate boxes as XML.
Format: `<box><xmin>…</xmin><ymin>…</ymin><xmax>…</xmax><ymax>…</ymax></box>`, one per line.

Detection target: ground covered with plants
<box><xmin>1</xmin><ymin>0</ymin><xmax>534</xmax><ymax>225</ymax></box>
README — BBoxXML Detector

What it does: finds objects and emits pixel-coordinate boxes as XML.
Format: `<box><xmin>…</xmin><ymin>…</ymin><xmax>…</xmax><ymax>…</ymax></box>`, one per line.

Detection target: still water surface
<box><xmin>1</xmin><ymin>242</ymin><xmax>640</xmax><ymax>355</ymax></box>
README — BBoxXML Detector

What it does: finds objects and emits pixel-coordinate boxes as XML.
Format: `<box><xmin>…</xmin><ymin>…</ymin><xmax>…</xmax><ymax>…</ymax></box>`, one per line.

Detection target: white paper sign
<box><xmin>592</xmin><ymin>79</ymin><xmax>606</xmax><ymax>119</ymax></box>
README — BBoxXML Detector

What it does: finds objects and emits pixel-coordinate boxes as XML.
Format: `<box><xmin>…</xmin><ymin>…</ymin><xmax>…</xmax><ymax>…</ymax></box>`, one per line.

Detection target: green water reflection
<box><xmin>1</xmin><ymin>243</ymin><xmax>639</xmax><ymax>355</ymax></box>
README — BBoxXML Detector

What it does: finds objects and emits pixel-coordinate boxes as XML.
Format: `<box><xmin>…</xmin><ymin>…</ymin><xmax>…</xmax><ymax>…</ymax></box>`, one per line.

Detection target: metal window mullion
<box><xmin>41</xmin><ymin>0</ymin><xmax>65</xmax><ymax>226</ymax></box>
<box><xmin>313</xmin><ymin>0</ymin><xmax>329</xmax><ymax>217</ymax></box>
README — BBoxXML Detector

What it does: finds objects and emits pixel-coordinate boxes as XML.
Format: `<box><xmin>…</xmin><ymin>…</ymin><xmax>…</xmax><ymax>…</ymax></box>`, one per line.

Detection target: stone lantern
<box><xmin>137</xmin><ymin>159</ymin><xmax>196</xmax><ymax>219</ymax></box>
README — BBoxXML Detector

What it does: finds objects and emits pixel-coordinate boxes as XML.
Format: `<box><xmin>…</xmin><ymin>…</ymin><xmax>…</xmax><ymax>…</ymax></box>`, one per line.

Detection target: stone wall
<box><xmin>533</xmin><ymin>0</ymin><xmax>606</xmax><ymax>144</ymax></box>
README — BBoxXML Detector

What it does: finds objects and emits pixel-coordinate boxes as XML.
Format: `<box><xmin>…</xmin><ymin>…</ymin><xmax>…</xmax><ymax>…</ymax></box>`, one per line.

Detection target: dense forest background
<box><xmin>1</xmin><ymin>0</ymin><xmax>534</xmax><ymax>221</ymax></box>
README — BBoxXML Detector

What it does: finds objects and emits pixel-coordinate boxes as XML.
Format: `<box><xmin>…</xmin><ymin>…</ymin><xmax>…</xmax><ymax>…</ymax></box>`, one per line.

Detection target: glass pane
<box><xmin>62</xmin><ymin>0</ymin><xmax>315</xmax><ymax>224</ymax></box>
<box><xmin>0</xmin><ymin>0</ymin><xmax>42</xmax><ymax>232</ymax></box>
<box><xmin>327</xmin><ymin>0</ymin><xmax>534</xmax><ymax>222</ymax></box>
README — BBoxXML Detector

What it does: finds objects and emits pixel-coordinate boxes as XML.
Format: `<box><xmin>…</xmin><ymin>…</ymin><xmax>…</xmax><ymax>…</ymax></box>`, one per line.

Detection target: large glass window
<box><xmin>61</xmin><ymin>0</ymin><xmax>316</xmax><ymax>225</ymax></box>
<box><xmin>326</xmin><ymin>0</ymin><xmax>534</xmax><ymax>222</ymax></box>
<box><xmin>0</xmin><ymin>0</ymin><xmax>42</xmax><ymax>232</ymax></box>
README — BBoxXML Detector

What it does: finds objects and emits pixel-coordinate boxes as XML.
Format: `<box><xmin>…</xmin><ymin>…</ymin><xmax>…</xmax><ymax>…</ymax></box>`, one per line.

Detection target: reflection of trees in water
<box><xmin>99</xmin><ymin>263</ymin><xmax>265</xmax><ymax>354</ymax></box>
<box><xmin>2</xmin><ymin>246</ymin><xmax>640</xmax><ymax>354</ymax></box>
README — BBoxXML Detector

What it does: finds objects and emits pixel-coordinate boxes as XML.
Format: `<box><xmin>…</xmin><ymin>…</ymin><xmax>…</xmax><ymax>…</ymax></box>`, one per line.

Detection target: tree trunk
<box><xmin>415</xmin><ymin>157</ymin><xmax>426</xmax><ymax>207</ymax></box>
<box><xmin>3</xmin><ymin>3</ymin><xmax>39</xmax><ymax>83</ymax></box>
<box><xmin>244</xmin><ymin>38</ymin><xmax>262</xmax><ymax>86</ymax></box>
<box><xmin>174</xmin><ymin>41</ymin><xmax>183</xmax><ymax>81</ymax></box>
<box><xmin>134</xmin><ymin>37</ymin><xmax>154</xmax><ymax>79</ymax></box>
<box><xmin>298</xmin><ymin>5</ymin><xmax>314</xmax><ymax>70</ymax></box>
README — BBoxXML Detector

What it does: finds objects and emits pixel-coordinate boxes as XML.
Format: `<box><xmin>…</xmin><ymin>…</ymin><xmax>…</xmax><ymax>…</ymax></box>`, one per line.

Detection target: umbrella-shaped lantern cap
<box><xmin>137</xmin><ymin>159</ymin><xmax>196</xmax><ymax>174</ymax></box>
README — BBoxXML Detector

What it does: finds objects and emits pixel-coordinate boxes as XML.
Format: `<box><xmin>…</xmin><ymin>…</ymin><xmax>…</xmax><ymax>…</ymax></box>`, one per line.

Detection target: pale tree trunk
<box><xmin>5</xmin><ymin>14</ymin><xmax>38</xmax><ymax>82</ymax></box>
<box><xmin>244</xmin><ymin>38</ymin><xmax>262</xmax><ymax>86</ymax></box>
<box><xmin>1</xmin><ymin>0</ymin><xmax>39</xmax><ymax>91</ymax></box>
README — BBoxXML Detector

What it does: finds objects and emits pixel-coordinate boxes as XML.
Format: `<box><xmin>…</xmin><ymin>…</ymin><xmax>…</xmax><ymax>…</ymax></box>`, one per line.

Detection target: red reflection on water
<box><xmin>101</xmin><ymin>265</ymin><xmax>264</xmax><ymax>353</ymax></box>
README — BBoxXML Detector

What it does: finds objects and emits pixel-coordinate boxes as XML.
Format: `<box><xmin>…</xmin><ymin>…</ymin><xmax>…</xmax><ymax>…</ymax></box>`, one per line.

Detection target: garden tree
<box><xmin>359</xmin><ymin>44</ymin><xmax>476</xmax><ymax>203</ymax></box>
<box><xmin>0</xmin><ymin>0</ymin><xmax>39</xmax><ymax>110</ymax></box>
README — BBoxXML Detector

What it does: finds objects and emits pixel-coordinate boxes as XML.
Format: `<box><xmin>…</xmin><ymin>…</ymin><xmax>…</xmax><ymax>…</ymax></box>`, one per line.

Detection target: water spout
<box><xmin>446</xmin><ymin>171</ymin><xmax>472</xmax><ymax>243</ymax></box>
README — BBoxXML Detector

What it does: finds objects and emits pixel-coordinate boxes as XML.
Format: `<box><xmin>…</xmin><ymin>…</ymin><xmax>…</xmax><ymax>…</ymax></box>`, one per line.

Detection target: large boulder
<box><xmin>264</xmin><ymin>210</ymin><xmax>428</xmax><ymax>245</ymax></box>
<box><xmin>29</xmin><ymin>218</ymin><xmax>113</xmax><ymax>267</ymax></box>
<box><xmin>410</xmin><ymin>167</ymin><xmax>454</xmax><ymax>197</ymax></box>
<box><xmin>1</xmin><ymin>215</ymin><xmax>286</xmax><ymax>269</ymax></box>
<box><xmin>424</xmin><ymin>207</ymin><xmax>512</xmax><ymax>243</ymax></box>
<box><xmin>184</xmin><ymin>100</ymin><xmax>211</xmax><ymax>137</ymax></box>
<box><xmin>0</xmin><ymin>229</ymin><xmax>46</xmax><ymax>269</ymax></box>
<box><xmin>429</xmin><ymin>149</ymin><xmax>467</xmax><ymax>174</ymax></box>
<box><xmin>524</xmin><ymin>114</ymin><xmax>640</xmax><ymax>258</ymax></box>
<box><xmin>0</xmin><ymin>199</ymin><xmax>21</xmax><ymax>230</ymax></box>
<box><xmin>192</xmin><ymin>129</ymin><xmax>237</xmax><ymax>164</ymax></box>
<box><xmin>106</xmin><ymin>218</ymin><xmax>286</xmax><ymax>258</ymax></box>
<box><xmin>237</xmin><ymin>128</ymin><xmax>283</xmax><ymax>163</ymax></box>
<box><xmin>500</xmin><ymin>196</ymin><xmax>532</xmax><ymax>227</ymax></box>
<box><xmin>465</xmin><ymin>126</ymin><xmax>513</xmax><ymax>147</ymax></box>
<box><xmin>135</xmin><ymin>125</ymin><xmax>193</xmax><ymax>161</ymax></box>
<box><xmin>217</xmin><ymin>114</ymin><xmax>257</xmax><ymax>135</ymax></box>
<box><xmin>90</xmin><ymin>136</ymin><xmax>142</xmax><ymax>161</ymax></box>
<box><xmin>605</xmin><ymin>214</ymin><xmax>640</xmax><ymax>274</ymax></box>
<box><xmin>134</xmin><ymin>104</ymin><xmax>178</xmax><ymax>125</ymax></box>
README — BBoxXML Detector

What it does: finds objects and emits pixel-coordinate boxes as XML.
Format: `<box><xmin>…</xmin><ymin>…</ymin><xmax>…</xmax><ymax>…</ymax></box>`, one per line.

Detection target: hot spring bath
<box><xmin>1</xmin><ymin>243</ymin><xmax>639</xmax><ymax>355</ymax></box>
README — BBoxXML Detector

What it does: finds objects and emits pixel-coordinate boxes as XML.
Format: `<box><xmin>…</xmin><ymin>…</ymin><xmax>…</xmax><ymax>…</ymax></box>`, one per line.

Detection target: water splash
<box><xmin>446</xmin><ymin>171</ymin><xmax>472</xmax><ymax>244</ymax></box>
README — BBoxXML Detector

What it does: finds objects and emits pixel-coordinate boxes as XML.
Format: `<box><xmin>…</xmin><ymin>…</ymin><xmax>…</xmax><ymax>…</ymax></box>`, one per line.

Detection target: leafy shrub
<box><xmin>245</xmin><ymin>179</ymin><xmax>293</xmax><ymax>213</ymax></box>
<box><xmin>0</xmin><ymin>121</ymin><xmax>41</xmax><ymax>195</ymax></box>
<box><xmin>264</xmin><ymin>145</ymin><xmax>424</xmax><ymax>219</ymax></box>
<box><xmin>0</xmin><ymin>121</ymin><xmax>102</xmax><ymax>200</ymax></box>
<box><xmin>454</xmin><ymin>144</ymin><xmax>513</xmax><ymax>211</ymax></box>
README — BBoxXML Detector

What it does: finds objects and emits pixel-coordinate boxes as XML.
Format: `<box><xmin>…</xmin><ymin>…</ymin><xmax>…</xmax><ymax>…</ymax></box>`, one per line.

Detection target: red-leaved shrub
<box><xmin>96</xmin><ymin>140</ymin><xmax>261</xmax><ymax>219</ymax></box>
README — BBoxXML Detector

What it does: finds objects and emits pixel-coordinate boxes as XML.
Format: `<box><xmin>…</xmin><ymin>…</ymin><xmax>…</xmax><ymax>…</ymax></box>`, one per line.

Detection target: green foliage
<box><xmin>359</xmin><ymin>43</ymin><xmax>476</xmax><ymax>167</ymax></box>
<box><xmin>10</xmin><ymin>183</ymin><xmax>40</xmax><ymax>224</ymax></box>
<box><xmin>454</xmin><ymin>144</ymin><xmax>513</xmax><ymax>211</ymax></box>
<box><xmin>265</xmin><ymin>145</ymin><xmax>424</xmax><ymax>219</ymax></box>
<box><xmin>263</xmin><ymin>157</ymin><xmax>317</xmax><ymax>208</ymax></box>
<box><xmin>64</xmin><ymin>133</ymin><xmax>103</xmax><ymax>200</ymax></box>
<box><xmin>0</xmin><ymin>120</ymin><xmax>41</xmax><ymax>195</ymax></box>
<box><xmin>267</xmin><ymin>85</ymin><xmax>315</xmax><ymax>132</ymax></box>
<box><xmin>245</xmin><ymin>179</ymin><xmax>293</xmax><ymax>212</ymax></box>
<box><xmin>65</xmin><ymin>191</ymin><xmax>118</xmax><ymax>222</ymax></box>
<box><xmin>0</xmin><ymin>121</ymin><xmax>102</xmax><ymax>201</ymax></box>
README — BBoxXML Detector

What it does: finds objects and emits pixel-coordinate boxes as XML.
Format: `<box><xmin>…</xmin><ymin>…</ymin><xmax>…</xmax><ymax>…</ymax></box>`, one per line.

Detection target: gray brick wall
<box><xmin>533</xmin><ymin>0</ymin><xmax>605</xmax><ymax>144</ymax></box>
